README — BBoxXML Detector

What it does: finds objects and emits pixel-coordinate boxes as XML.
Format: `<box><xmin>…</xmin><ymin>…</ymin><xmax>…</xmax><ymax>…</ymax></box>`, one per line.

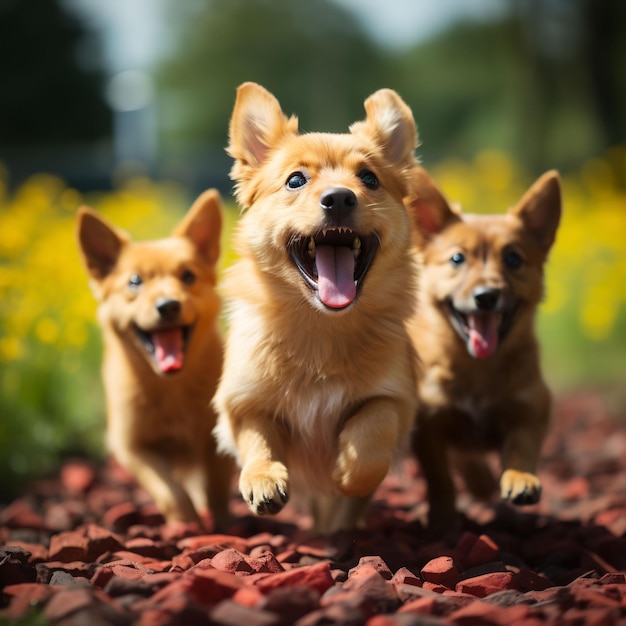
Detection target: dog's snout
<box><xmin>473</xmin><ymin>287</ymin><xmax>500</xmax><ymax>311</ymax></box>
<box><xmin>156</xmin><ymin>297</ymin><xmax>181</xmax><ymax>320</ymax></box>
<box><xmin>320</xmin><ymin>187</ymin><xmax>357</xmax><ymax>222</ymax></box>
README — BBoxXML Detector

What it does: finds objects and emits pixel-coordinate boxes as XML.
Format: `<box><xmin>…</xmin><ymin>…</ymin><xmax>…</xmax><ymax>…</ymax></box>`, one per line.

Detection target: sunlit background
<box><xmin>1</xmin><ymin>0</ymin><xmax>625</xmax><ymax>499</ymax></box>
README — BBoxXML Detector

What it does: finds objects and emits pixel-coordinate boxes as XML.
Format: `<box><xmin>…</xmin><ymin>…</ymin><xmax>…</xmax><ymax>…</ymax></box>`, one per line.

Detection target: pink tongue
<box><xmin>315</xmin><ymin>245</ymin><xmax>356</xmax><ymax>309</ymax></box>
<box><xmin>467</xmin><ymin>314</ymin><xmax>499</xmax><ymax>359</ymax></box>
<box><xmin>152</xmin><ymin>328</ymin><xmax>184</xmax><ymax>373</ymax></box>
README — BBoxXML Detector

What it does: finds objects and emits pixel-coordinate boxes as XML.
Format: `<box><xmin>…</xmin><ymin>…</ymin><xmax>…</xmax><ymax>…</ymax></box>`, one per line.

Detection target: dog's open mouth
<box><xmin>288</xmin><ymin>229</ymin><xmax>380</xmax><ymax>310</ymax></box>
<box><xmin>446</xmin><ymin>302</ymin><xmax>516</xmax><ymax>359</ymax></box>
<box><xmin>134</xmin><ymin>325</ymin><xmax>193</xmax><ymax>374</ymax></box>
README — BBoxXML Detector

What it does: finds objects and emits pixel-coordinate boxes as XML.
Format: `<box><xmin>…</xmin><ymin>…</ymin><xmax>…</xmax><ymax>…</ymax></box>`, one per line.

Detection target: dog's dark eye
<box><xmin>358</xmin><ymin>169</ymin><xmax>379</xmax><ymax>190</ymax></box>
<box><xmin>286</xmin><ymin>172</ymin><xmax>307</xmax><ymax>189</ymax></box>
<box><xmin>450</xmin><ymin>252</ymin><xmax>465</xmax><ymax>267</ymax></box>
<box><xmin>128</xmin><ymin>274</ymin><xmax>143</xmax><ymax>290</ymax></box>
<box><xmin>181</xmin><ymin>270</ymin><xmax>196</xmax><ymax>285</ymax></box>
<box><xmin>504</xmin><ymin>250</ymin><xmax>523</xmax><ymax>270</ymax></box>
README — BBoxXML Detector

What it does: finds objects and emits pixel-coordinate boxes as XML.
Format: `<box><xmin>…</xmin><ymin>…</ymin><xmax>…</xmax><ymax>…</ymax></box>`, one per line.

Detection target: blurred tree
<box><xmin>0</xmin><ymin>0</ymin><xmax>111</xmax><ymax>147</ymax></box>
<box><xmin>390</xmin><ymin>0</ymin><xmax>626</xmax><ymax>175</ymax></box>
<box><xmin>157</xmin><ymin>0</ymin><xmax>389</xmax><ymax>151</ymax></box>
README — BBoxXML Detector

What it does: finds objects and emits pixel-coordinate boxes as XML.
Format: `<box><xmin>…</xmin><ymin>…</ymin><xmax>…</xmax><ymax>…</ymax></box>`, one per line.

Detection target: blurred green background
<box><xmin>1</xmin><ymin>0</ymin><xmax>625</xmax><ymax>500</ymax></box>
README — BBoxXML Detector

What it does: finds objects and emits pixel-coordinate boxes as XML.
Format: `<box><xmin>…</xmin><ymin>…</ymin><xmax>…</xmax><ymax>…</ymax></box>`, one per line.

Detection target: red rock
<box><xmin>170</xmin><ymin>551</ymin><xmax>200</xmax><ymax>571</ymax></box>
<box><xmin>0</xmin><ymin>500</ymin><xmax>45</xmax><ymax>530</ymax></box>
<box><xmin>60</xmin><ymin>460</ymin><xmax>96</xmax><ymax>493</ymax></box>
<box><xmin>449</xmin><ymin>601</ymin><xmax>531</xmax><ymax>624</ymax></box>
<box><xmin>464</xmin><ymin>534</ymin><xmax>500</xmax><ymax>569</ymax></box>
<box><xmin>319</xmin><ymin>588</ymin><xmax>378</xmax><ymax>618</ymax></box>
<box><xmin>397</xmin><ymin>596</ymin><xmax>438</xmax><ymax>615</ymax></box>
<box><xmin>391</xmin><ymin>566</ymin><xmax>421</xmax><ymax>587</ymax></box>
<box><xmin>1</xmin><ymin>583</ymin><xmax>59</xmax><ymax>619</ymax></box>
<box><xmin>600</xmin><ymin>573</ymin><xmax>626</xmax><ymax>585</ymax></box>
<box><xmin>421</xmin><ymin>581</ymin><xmax>449</xmax><ymax>593</ymax></box>
<box><xmin>275</xmin><ymin>549</ymin><xmax>300</xmax><ymax>563</ymax></box>
<box><xmin>90</xmin><ymin>565</ymin><xmax>115</xmax><ymax>589</ymax></box>
<box><xmin>0</xmin><ymin>546</ymin><xmax>37</xmax><ymax>587</ymax></box>
<box><xmin>350</xmin><ymin>556</ymin><xmax>393</xmax><ymax>580</ymax></box>
<box><xmin>456</xmin><ymin>571</ymin><xmax>515</xmax><ymax>598</ymax></box>
<box><xmin>110</xmin><ymin>549</ymin><xmax>163</xmax><ymax>566</ymax></box>
<box><xmin>210</xmin><ymin>599</ymin><xmax>280</xmax><ymax>626</ymax></box>
<box><xmin>247</xmin><ymin>551</ymin><xmax>284</xmax><ymax>574</ymax></box>
<box><xmin>47</xmin><ymin>524</ymin><xmax>124</xmax><ymax>562</ymax></box>
<box><xmin>260</xmin><ymin>585</ymin><xmax>321</xmax><ymax>623</ymax></box>
<box><xmin>232</xmin><ymin>586</ymin><xmax>265</xmax><ymax>608</ymax></box>
<box><xmin>44</xmin><ymin>560</ymin><xmax>95</xmax><ymax>578</ymax></box>
<box><xmin>147</xmin><ymin>568</ymin><xmax>243</xmax><ymax>608</ymax></box>
<box><xmin>136</xmin><ymin>592</ymin><xmax>210</xmax><ymax>626</ymax></box>
<box><xmin>176</xmin><ymin>533</ymin><xmax>248</xmax><ymax>552</ymax></box>
<box><xmin>342</xmin><ymin>563</ymin><xmax>400</xmax><ymax>613</ymax></box>
<box><xmin>186</xmin><ymin>566</ymin><xmax>246</xmax><ymax>605</ymax></box>
<box><xmin>394</xmin><ymin>583</ymin><xmax>431</xmax><ymax>604</ymax></box>
<box><xmin>43</xmin><ymin>588</ymin><xmax>115</xmax><ymax>621</ymax></box>
<box><xmin>255</xmin><ymin>562</ymin><xmax>334</xmax><ymax>595</ymax></box>
<box><xmin>455</xmin><ymin>532</ymin><xmax>479</xmax><ymax>559</ymax></box>
<box><xmin>561</xmin><ymin>607</ymin><xmax>619</xmax><ymax>626</ymax></box>
<box><xmin>420</xmin><ymin>556</ymin><xmax>460</xmax><ymax>589</ymax></box>
<box><xmin>3</xmin><ymin>541</ymin><xmax>47</xmax><ymax>563</ymax></box>
<box><xmin>102</xmin><ymin>501</ymin><xmax>143</xmax><ymax>531</ymax></box>
<box><xmin>211</xmin><ymin>548</ymin><xmax>254</xmax><ymax>575</ymax></box>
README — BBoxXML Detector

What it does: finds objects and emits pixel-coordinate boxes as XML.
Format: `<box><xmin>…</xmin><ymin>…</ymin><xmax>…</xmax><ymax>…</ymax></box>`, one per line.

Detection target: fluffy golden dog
<box><xmin>77</xmin><ymin>190</ymin><xmax>232</xmax><ymax>527</ymax></box>
<box><xmin>213</xmin><ymin>82</ymin><xmax>420</xmax><ymax>533</ymax></box>
<box><xmin>406</xmin><ymin>167</ymin><xmax>561</xmax><ymax>530</ymax></box>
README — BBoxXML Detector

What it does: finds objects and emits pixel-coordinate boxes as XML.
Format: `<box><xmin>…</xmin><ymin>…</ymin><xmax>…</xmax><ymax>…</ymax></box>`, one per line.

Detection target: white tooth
<box><xmin>353</xmin><ymin>237</ymin><xmax>361</xmax><ymax>249</ymax></box>
<box><xmin>308</xmin><ymin>237</ymin><xmax>316</xmax><ymax>258</ymax></box>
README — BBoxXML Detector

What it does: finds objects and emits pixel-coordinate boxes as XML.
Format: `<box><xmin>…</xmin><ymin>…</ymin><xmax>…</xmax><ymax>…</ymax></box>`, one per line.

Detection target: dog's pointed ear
<box><xmin>405</xmin><ymin>167</ymin><xmax>459</xmax><ymax>239</ymax></box>
<box><xmin>227</xmin><ymin>82</ymin><xmax>299</xmax><ymax>198</ymax></box>
<box><xmin>510</xmin><ymin>170</ymin><xmax>561</xmax><ymax>252</ymax></box>
<box><xmin>350</xmin><ymin>88</ymin><xmax>418</xmax><ymax>171</ymax></box>
<box><xmin>76</xmin><ymin>207</ymin><xmax>128</xmax><ymax>285</ymax></box>
<box><xmin>173</xmin><ymin>188</ymin><xmax>222</xmax><ymax>265</ymax></box>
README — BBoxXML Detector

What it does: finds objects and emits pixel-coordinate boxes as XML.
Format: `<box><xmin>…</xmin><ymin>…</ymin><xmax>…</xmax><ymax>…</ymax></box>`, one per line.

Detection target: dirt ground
<box><xmin>1</xmin><ymin>390</ymin><xmax>625</xmax><ymax>625</ymax></box>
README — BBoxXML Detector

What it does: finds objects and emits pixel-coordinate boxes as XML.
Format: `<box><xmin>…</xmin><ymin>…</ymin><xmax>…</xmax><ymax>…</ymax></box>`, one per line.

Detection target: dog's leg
<box><xmin>412</xmin><ymin>415</ymin><xmax>458</xmax><ymax>532</ymax></box>
<box><xmin>120</xmin><ymin>449</ymin><xmax>200</xmax><ymax>523</ymax></box>
<box><xmin>455</xmin><ymin>452</ymin><xmax>498</xmax><ymax>500</ymax></box>
<box><xmin>333</xmin><ymin>397</ymin><xmax>407</xmax><ymax>498</ymax></box>
<box><xmin>233</xmin><ymin>419</ymin><xmax>290</xmax><ymax>516</ymax></box>
<box><xmin>500</xmin><ymin>394</ymin><xmax>550</xmax><ymax>505</ymax></box>
<box><xmin>311</xmin><ymin>493</ymin><xmax>370</xmax><ymax>534</ymax></box>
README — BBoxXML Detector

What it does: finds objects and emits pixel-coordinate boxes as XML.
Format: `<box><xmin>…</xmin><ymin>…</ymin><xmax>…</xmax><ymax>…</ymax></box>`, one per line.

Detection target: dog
<box><xmin>405</xmin><ymin>166</ymin><xmax>561</xmax><ymax>530</ymax></box>
<box><xmin>212</xmin><ymin>82</ymin><xmax>420</xmax><ymax>533</ymax></box>
<box><xmin>76</xmin><ymin>189</ymin><xmax>232</xmax><ymax>527</ymax></box>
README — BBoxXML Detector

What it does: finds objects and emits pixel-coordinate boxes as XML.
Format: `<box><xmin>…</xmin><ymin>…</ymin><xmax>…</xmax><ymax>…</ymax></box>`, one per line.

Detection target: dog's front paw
<box><xmin>333</xmin><ymin>444</ymin><xmax>390</xmax><ymax>498</ymax></box>
<box><xmin>239</xmin><ymin>461</ymin><xmax>289</xmax><ymax>516</ymax></box>
<box><xmin>500</xmin><ymin>469</ymin><xmax>542</xmax><ymax>505</ymax></box>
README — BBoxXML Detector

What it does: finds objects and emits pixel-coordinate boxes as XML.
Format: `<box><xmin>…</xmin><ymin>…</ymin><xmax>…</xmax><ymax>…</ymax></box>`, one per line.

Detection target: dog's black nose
<box><xmin>320</xmin><ymin>187</ymin><xmax>357</xmax><ymax>223</ymax></box>
<box><xmin>156</xmin><ymin>298</ymin><xmax>181</xmax><ymax>320</ymax></box>
<box><xmin>473</xmin><ymin>287</ymin><xmax>500</xmax><ymax>311</ymax></box>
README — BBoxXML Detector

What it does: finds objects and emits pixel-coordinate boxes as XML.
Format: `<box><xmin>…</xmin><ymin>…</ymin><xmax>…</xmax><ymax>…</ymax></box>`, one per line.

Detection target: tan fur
<box><xmin>406</xmin><ymin>167</ymin><xmax>561</xmax><ymax>530</ymax></box>
<box><xmin>77</xmin><ymin>190</ymin><xmax>232</xmax><ymax>527</ymax></box>
<box><xmin>213</xmin><ymin>82</ymin><xmax>420</xmax><ymax>533</ymax></box>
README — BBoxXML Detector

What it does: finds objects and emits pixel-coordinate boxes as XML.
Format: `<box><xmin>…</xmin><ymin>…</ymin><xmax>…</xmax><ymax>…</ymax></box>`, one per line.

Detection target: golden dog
<box><xmin>213</xmin><ymin>82</ymin><xmax>420</xmax><ymax>533</ymax></box>
<box><xmin>406</xmin><ymin>167</ymin><xmax>561</xmax><ymax>530</ymax></box>
<box><xmin>77</xmin><ymin>190</ymin><xmax>232</xmax><ymax>527</ymax></box>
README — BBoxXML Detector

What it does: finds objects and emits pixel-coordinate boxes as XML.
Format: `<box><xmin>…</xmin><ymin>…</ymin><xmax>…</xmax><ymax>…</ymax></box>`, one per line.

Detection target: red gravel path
<box><xmin>1</xmin><ymin>390</ymin><xmax>626</xmax><ymax>625</ymax></box>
